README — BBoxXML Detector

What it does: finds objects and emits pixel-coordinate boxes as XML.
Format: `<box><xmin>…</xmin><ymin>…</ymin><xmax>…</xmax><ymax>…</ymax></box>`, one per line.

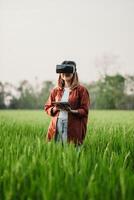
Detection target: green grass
<box><xmin>0</xmin><ymin>110</ymin><xmax>134</xmax><ymax>200</ymax></box>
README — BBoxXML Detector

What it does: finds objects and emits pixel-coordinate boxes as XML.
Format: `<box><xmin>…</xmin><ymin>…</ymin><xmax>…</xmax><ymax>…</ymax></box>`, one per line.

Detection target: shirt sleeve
<box><xmin>77</xmin><ymin>87</ymin><xmax>90</xmax><ymax>117</ymax></box>
<box><xmin>44</xmin><ymin>88</ymin><xmax>57</xmax><ymax>117</ymax></box>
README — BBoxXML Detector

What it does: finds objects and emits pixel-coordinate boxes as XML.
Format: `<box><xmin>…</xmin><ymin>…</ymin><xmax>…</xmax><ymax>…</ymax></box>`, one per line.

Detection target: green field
<box><xmin>0</xmin><ymin>110</ymin><xmax>134</xmax><ymax>200</ymax></box>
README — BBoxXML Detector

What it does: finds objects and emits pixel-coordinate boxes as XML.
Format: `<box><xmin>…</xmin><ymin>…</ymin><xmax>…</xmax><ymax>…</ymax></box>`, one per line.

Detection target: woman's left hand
<box><xmin>60</xmin><ymin>105</ymin><xmax>78</xmax><ymax>114</ymax></box>
<box><xmin>67</xmin><ymin>107</ymin><xmax>78</xmax><ymax>114</ymax></box>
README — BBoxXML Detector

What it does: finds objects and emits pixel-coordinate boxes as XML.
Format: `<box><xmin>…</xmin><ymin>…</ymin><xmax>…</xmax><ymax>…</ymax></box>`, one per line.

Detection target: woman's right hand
<box><xmin>53</xmin><ymin>106</ymin><xmax>60</xmax><ymax>114</ymax></box>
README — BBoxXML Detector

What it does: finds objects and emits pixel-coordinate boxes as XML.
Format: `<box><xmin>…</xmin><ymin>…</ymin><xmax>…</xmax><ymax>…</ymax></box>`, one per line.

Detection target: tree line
<box><xmin>0</xmin><ymin>74</ymin><xmax>134</xmax><ymax>110</ymax></box>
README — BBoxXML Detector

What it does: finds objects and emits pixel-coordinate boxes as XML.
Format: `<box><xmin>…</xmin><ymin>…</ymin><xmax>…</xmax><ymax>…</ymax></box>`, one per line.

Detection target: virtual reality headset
<box><xmin>56</xmin><ymin>64</ymin><xmax>76</xmax><ymax>73</ymax></box>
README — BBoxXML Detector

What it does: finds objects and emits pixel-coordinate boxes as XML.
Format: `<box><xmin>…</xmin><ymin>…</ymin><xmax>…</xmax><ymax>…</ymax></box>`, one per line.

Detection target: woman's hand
<box><xmin>52</xmin><ymin>106</ymin><xmax>60</xmax><ymax>114</ymax></box>
<box><xmin>65</xmin><ymin>106</ymin><xmax>78</xmax><ymax>114</ymax></box>
<box><xmin>69</xmin><ymin>109</ymin><xmax>78</xmax><ymax>114</ymax></box>
<box><xmin>54</xmin><ymin>104</ymin><xmax>78</xmax><ymax>114</ymax></box>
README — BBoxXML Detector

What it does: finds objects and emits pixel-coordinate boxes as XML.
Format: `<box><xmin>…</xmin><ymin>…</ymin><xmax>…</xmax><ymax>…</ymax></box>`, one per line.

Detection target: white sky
<box><xmin>0</xmin><ymin>0</ymin><xmax>134</xmax><ymax>85</ymax></box>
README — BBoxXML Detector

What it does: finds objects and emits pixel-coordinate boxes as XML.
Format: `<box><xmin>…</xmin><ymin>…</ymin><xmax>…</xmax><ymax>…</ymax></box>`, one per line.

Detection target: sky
<box><xmin>0</xmin><ymin>0</ymin><xmax>134</xmax><ymax>85</ymax></box>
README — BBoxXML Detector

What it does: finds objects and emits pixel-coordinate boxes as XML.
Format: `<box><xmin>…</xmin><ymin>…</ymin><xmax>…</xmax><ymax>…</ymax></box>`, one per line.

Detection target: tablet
<box><xmin>52</xmin><ymin>101</ymin><xmax>70</xmax><ymax>107</ymax></box>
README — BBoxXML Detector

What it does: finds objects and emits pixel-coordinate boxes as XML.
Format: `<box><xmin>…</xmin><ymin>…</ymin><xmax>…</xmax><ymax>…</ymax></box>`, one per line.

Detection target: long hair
<box><xmin>57</xmin><ymin>60</ymin><xmax>80</xmax><ymax>90</ymax></box>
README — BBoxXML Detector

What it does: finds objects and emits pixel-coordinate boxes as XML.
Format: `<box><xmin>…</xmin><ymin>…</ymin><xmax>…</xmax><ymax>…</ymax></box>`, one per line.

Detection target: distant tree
<box><xmin>4</xmin><ymin>82</ymin><xmax>16</xmax><ymax>108</ymax></box>
<box><xmin>10</xmin><ymin>80</ymin><xmax>37</xmax><ymax>109</ymax></box>
<box><xmin>86</xmin><ymin>73</ymin><xmax>134</xmax><ymax>110</ymax></box>
<box><xmin>0</xmin><ymin>82</ymin><xmax>6</xmax><ymax>109</ymax></box>
<box><xmin>38</xmin><ymin>81</ymin><xmax>54</xmax><ymax>109</ymax></box>
<box><xmin>9</xmin><ymin>80</ymin><xmax>54</xmax><ymax>109</ymax></box>
<box><xmin>89</xmin><ymin>74</ymin><xmax>125</xmax><ymax>109</ymax></box>
<box><xmin>1</xmin><ymin>73</ymin><xmax>134</xmax><ymax>110</ymax></box>
<box><xmin>84</xmin><ymin>82</ymin><xmax>99</xmax><ymax>109</ymax></box>
<box><xmin>124</xmin><ymin>75</ymin><xmax>134</xmax><ymax>95</ymax></box>
<box><xmin>93</xmin><ymin>53</ymin><xmax>127</xmax><ymax>109</ymax></box>
<box><xmin>124</xmin><ymin>75</ymin><xmax>134</xmax><ymax>109</ymax></box>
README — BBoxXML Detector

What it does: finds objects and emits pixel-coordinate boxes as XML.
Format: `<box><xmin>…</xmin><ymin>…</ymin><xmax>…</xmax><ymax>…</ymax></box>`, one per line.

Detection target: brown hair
<box><xmin>57</xmin><ymin>72</ymin><xmax>80</xmax><ymax>90</ymax></box>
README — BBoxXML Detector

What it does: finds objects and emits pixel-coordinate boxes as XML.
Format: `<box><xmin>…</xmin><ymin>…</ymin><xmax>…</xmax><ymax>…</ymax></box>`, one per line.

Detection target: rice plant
<box><xmin>0</xmin><ymin>110</ymin><xmax>134</xmax><ymax>200</ymax></box>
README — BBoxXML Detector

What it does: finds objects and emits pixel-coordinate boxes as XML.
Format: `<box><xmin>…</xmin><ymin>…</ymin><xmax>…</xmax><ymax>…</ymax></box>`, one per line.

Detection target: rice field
<box><xmin>0</xmin><ymin>110</ymin><xmax>134</xmax><ymax>200</ymax></box>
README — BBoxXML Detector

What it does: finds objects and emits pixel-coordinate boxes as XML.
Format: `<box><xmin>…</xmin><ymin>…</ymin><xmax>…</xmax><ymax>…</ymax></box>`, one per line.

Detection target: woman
<box><xmin>44</xmin><ymin>60</ymin><xmax>90</xmax><ymax>146</ymax></box>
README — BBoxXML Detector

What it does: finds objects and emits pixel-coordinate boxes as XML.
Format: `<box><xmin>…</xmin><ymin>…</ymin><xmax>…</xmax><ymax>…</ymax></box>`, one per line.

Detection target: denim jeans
<box><xmin>55</xmin><ymin>118</ymin><xmax>68</xmax><ymax>144</ymax></box>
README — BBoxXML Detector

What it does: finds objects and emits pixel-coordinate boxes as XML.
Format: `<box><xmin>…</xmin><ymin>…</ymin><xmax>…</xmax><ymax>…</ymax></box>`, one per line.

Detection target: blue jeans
<box><xmin>55</xmin><ymin>118</ymin><xmax>68</xmax><ymax>144</ymax></box>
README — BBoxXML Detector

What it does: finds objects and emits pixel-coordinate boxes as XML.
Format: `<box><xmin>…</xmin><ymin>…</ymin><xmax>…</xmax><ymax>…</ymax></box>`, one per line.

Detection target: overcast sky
<box><xmin>0</xmin><ymin>0</ymin><xmax>134</xmax><ymax>85</ymax></box>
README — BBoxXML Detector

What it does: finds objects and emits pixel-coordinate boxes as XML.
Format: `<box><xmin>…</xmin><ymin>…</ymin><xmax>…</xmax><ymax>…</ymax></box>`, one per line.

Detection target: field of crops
<box><xmin>0</xmin><ymin>110</ymin><xmax>134</xmax><ymax>200</ymax></box>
